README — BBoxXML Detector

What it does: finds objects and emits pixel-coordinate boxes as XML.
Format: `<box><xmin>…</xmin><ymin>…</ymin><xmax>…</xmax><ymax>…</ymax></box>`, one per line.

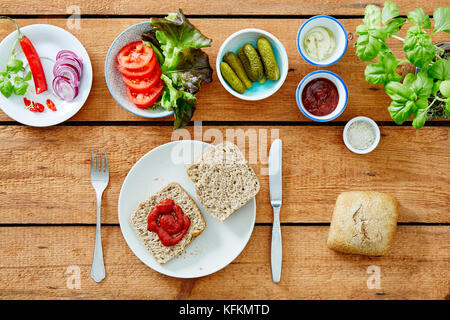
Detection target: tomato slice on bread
<box><xmin>117</xmin><ymin>41</ymin><xmax>154</xmax><ymax>70</ymax></box>
<box><xmin>122</xmin><ymin>66</ymin><xmax>161</xmax><ymax>93</ymax></box>
<box><xmin>126</xmin><ymin>79</ymin><xmax>164</xmax><ymax>109</ymax></box>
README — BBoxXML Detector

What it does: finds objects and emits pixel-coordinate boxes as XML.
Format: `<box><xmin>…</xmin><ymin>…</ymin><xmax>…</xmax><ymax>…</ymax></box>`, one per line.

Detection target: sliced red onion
<box><xmin>53</xmin><ymin>57</ymin><xmax>83</xmax><ymax>78</ymax></box>
<box><xmin>56</xmin><ymin>50</ymin><xmax>83</xmax><ymax>65</ymax></box>
<box><xmin>53</xmin><ymin>50</ymin><xmax>83</xmax><ymax>101</ymax></box>
<box><xmin>52</xmin><ymin>76</ymin><xmax>78</xmax><ymax>101</ymax></box>
<box><xmin>53</xmin><ymin>63</ymin><xmax>80</xmax><ymax>87</ymax></box>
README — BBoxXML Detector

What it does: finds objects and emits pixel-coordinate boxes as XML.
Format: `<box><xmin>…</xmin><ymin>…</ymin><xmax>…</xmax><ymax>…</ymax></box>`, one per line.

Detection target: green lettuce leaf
<box><xmin>147</xmin><ymin>9</ymin><xmax>212</xmax><ymax>129</ymax></box>
<box><xmin>150</xmin><ymin>9</ymin><xmax>212</xmax><ymax>72</ymax></box>
<box><xmin>157</xmin><ymin>74</ymin><xmax>197</xmax><ymax>129</ymax></box>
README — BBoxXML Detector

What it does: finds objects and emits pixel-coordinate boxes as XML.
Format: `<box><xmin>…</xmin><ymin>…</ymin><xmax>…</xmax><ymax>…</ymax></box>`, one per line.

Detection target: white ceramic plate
<box><xmin>0</xmin><ymin>24</ymin><xmax>92</xmax><ymax>127</ymax></box>
<box><xmin>105</xmin><ymin>22</ymin><xmax>173</xmax><ymax>119</ymax></box>
<box><xmin>118</xmin><ymin>140</ymin><xmax>256</xmax><ymax>278</ymax></box>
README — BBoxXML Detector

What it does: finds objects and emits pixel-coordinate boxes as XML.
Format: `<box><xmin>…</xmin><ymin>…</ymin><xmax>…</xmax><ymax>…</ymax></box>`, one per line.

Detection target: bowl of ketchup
<box><xmin>296</xmin><ymin>70</ymin><xmax>348</xmax><ymax>122</ymax></box>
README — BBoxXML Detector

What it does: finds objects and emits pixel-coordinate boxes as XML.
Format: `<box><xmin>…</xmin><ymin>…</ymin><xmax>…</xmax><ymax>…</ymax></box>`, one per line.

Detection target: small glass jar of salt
<box><xmin>343</xmin><ymin>117</ymin><xmax>380</xmax><ymax>154</ymax></box>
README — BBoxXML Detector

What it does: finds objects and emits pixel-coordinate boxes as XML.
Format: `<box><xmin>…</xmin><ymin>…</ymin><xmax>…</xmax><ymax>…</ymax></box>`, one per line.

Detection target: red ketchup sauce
<box><xmin>147</xmin><ymin>199</ymin><xmax>191</xmax><ymax>246</ymax></box>
<box><xmin>301</xmin><ymin>78</ymin><xmax>339</xmax><ymax>116</ymax></box>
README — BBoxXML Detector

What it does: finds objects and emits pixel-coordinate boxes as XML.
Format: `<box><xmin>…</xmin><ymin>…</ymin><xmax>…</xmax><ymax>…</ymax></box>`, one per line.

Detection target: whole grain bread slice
<box><xmin>186</xmin><ymin>141</ymin><xmax>260</xmax><ymax>222</ymax></box>
<box><xmin>130</xmin><ymin>182</ymin><xmax>206</xmax><ymax>264</ymax></box>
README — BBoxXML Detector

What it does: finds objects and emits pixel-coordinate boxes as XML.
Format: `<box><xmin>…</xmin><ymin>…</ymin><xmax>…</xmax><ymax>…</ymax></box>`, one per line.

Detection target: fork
<box><xmin>90</xmin><ymin>150</ymin><xmax>109</xmax><ymax>282</ymax></box>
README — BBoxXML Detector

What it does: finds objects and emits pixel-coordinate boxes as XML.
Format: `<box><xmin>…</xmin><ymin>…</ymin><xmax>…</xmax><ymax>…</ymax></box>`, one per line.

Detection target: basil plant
<box><xmin>355</xmin><ymin>1</ymin><xmax>450</xmax><ymax>128</ymax></box>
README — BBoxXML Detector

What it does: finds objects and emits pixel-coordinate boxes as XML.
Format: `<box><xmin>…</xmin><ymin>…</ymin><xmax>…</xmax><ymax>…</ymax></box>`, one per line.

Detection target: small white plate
<box><xmin>0</xmin><ymin>24</ymin><xmax>93</xmax><ymax>127</ymax></box>
<box><xmin>118</xmin><ymin>140</ymin><xmax>257</xmax><ymax>278</ymax></box>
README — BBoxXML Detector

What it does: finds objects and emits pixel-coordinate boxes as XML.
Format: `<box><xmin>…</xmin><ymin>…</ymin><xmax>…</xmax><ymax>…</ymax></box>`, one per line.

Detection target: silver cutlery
<box><xmin>269</xmin><ymin>139</ymin><xmax>282</xmax><ymax>283</ymax></box>
<box><xmin>90</xmin><ymin>150</ymin><xmax>109</xmax><ymax>282</ymax></box>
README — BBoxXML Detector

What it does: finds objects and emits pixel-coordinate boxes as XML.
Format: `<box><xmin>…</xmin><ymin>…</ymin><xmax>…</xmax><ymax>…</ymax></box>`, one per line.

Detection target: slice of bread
<box><xmin>130</xmin><ymin>182</ymin><xmax>206</xmax><ymax>264</ymax></box>
<box><xmin>186</xmin><ymin>141</ymin><xmax>260</xmax><ymax>222</ymax></box>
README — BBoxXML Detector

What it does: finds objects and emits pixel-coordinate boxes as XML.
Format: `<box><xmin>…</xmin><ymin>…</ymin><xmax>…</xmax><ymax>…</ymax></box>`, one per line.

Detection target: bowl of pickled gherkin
<box><xmin>216</xmin><ymin>28</ymin><xmax>288</xmax><ymax>100</ymax></box>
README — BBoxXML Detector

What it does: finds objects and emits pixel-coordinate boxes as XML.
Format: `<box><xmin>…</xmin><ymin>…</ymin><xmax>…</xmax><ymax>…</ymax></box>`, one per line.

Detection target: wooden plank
<box><xmin>0</xmin><ymin>18</ymin><xmax>448</xmax><ymax>122</ymax></box>
<box><xmin>0</xmin><ymin>125</ymin><xmax>448</xmax><ymax>224</ymax></box>
<box><xmin>0</xmin><ymin>225</ymin><xmax>447</xmax><ymax>299</ymax></box>
<box><xmin>0</xmin><ymin>0</ymin><xmax>442</xmax><ymax>16</ymax></box>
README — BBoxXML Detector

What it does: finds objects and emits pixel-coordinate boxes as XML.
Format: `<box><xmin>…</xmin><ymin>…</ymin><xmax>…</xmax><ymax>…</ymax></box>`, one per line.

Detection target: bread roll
<box><xmin>327</xmin><ymin>191</ymin><xmax>398</xmax><ymax>256</ymax></box>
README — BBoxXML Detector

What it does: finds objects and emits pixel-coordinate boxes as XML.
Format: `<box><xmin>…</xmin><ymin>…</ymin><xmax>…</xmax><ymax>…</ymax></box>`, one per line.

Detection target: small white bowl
<box><xmin>343</xmin><ymin>116</ymin><xmax>380</xmax><ymax>154</ymax></box>
<box><xmin>216</xmin><ymin>28</ymin><xmax>289</xmax><ymax>101</ymax></box>
<box><xmin>297</xmin><ymin>15</ymin><xmax>348</xmax><ymax>66</ymax></box>
<box><xmin>296</xmin><ymin>70</ymin><xmax>348</xmax><ymax>122</ymax></box>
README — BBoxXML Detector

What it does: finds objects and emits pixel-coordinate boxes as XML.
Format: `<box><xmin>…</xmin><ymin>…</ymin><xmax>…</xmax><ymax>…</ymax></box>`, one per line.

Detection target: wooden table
<box><xmin>0</xmin><ymin>1</ymin><xmax>448</xmax><ymax>300</ymax></box>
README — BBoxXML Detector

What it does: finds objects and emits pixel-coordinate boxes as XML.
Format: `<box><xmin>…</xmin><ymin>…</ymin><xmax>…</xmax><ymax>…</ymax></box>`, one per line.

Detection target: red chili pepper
<box><xmin>1</xmin><ymin>16</ymin><xmax>48</xmax><ymax>94</ymax></box>
<box><xmin>20</xmin><ymin>37</ymin><xmax>47</xmax><ymax>94</ymax></box>
<box><xmin>23</xmin><ymin>97</ymin><xmax>31</xmax><ymax>107</ymax></box>
<box><xmin>46</xmin><ymin>99</ymin><xmax>57</xmax><ymax>111</ymax></box>
<box><xmin>34</xmin><ymin>102</ymin><xmax>45</xmax><ymax>112</ymax></box>
<box><xmin>28</xmin><ymin>102</ymin><xmax>38</xmax><ymax>112</ymax></box>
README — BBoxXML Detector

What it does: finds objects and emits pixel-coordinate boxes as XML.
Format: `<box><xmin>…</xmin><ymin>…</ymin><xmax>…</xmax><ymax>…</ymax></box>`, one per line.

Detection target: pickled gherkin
<box><xmin>242</xmin><ymin>43</ymin><xmax>264</xmax><ymax>81</ymax></box>
<box><xmin>223</xmin><ymin>52</ymin><xmax>252</xmax><ymax>89</ymax></box>
<box><xmin>257</xmin><ymin>37</ymin><xmax>280</xmax><ymax>81</ymax></box>
<box><xmin>237</xmin><ymin>47</ymin><xmax>257</xmax><ymax>82</ymax></box>
<box><xmin>220</xmin><ymin>62</ymin><xmax>246</xmax><ymax>94</ymax></box>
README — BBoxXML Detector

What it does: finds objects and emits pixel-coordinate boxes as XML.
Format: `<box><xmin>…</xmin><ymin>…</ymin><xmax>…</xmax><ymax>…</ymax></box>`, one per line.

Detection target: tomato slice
<box><xmin>116</xmin><ymin>54</ymin><xmax>157</xmax><ymax>79</ymax></box>
<box><xmin>122</xmin><ymin>66</ymin><xmax>161</xmax><ymax>93</ymax></box>
<box><xmin>126</xmin><ymin>79</ymin><xmax>163</xmax><ymax>109</ymax></box>
<box><xmin>117</xmin><ymin>41</ymin><xmax>154</xmax><ymax>70</ymax></box>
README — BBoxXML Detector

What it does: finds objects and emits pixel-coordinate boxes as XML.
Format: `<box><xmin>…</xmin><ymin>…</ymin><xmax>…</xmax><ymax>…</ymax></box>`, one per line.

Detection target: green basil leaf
<box><xmin>356</xmin><ymin>24</ymin><xmax>369</xmax><ymax>35</ymax></box>
<box><xmin>363</xmin><ymin>5</ymin><xmax>382</xmax><ymax>27</ymax></box>
<box><xmin>355</xmin><ymin>32</ymin><xmax>386</xmax><ymax>62</ymax></box>
<box><xmin>364</xmin><ymin>62</ymin><xmax>388</xmax><ymax>85</ymax></box>
<box><xmin>364</xmin><ymin>51</ymin><xmax>400</xmax><ymax>85</ymax></box>
<box><xmin>433</xmin><ymin>7</ymin><xmax>450</xmax><ymax>34</ymax></box>
<box><xmin>403</xmin><ymin>27</ymin><xmax>435</xmax><ymax>68</ymax></box>
<box><xmin>388</xmin><ymin>100</ymin><xmax>414</xmax><ymax>124</ymax></box>
<box><xmin>445</xmin><ymin>99</ymin><xmax>450</xmax><ymax>116</ymax></box>
<box><xmin>23</xmin><ymin>71</ymin><xmax>32</xmax><ymax>82</ymax></box>
<box><xmin>6</xmin><ymin>58</ymin><xmax>23</xmax><ymax>73</ymax></box>
<box><xmin>439</xmin><ymin>80</ymin><xmax>450</xmax><ymax>97</ymax></box>
<box><xmin>384</xmin><ymin>17</ymin><xmax>406</xmax><ymax>36</ymax></box>
<box><xmin>415</xmin><ymin>98</ymin><xmax>429</xmax><ymax>110</ymax></box>
<box><xmin>387</xmin><ymin>72</ymin><xmax>403</xmax><ymax>83</ymax></box>
<box><xmin>431</xmin><ymin>80</ymin><xmax>442</xmax><ymax>95</ymax></box>
<box><xmin>412</xmin><ymin>107</ymin><xmax>428</xmax><ymax>129</ymax></box>
<box><xmin>382</xmin><ymin>1</ymin><xmax>400</xmax><ymax>24</ymax></box>
<box><xmin>402</xmin><ymin>73</ymin><xmax>416</xmax><ymax>88</ymax></box>
<box><xmin>407</xmin><ymin>8</ymin><xmax>431</xmax><ymax>29</ymax></box>
<box><xmin>385</xmin><ymin>81</ymin><xmax>416</xmax><ymax>102</ymax></box>
<box><xmin>0</xmin><ymin>79</ymin><xmax>13</xmax><ymax>98</ymax></box>
<box><xmin>12</xmin><ymin>77</ymin><xmax>29</xmax><ymax>96</ymax></box>
<box><xmin>411</xmin><ymin>70</ymin><xmax>433</xmax><ymax>98</ymax></box>
<box><xmin>428</xmin><ymin>59</ymin><xmax>450</xmax><ymax>80</ymax></box>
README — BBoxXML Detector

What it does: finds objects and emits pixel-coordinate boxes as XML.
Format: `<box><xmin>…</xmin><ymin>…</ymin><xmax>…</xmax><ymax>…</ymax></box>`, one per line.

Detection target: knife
<box><xmin>269</xmin><ymin>138</ymin><xmax>282</xmax><ymax>283</ymax></box>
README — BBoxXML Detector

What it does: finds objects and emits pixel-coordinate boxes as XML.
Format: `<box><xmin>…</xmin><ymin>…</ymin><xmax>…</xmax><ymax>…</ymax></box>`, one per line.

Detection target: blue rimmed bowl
<box><xmin>105</xmin><ymin>22</ymin><xmax>173</xmax><ymax>119</ymax></box>
<box><xmin>297</xmin><ymin>15</ymin><xmax>348</xmax><ymax>67</ymax></box>
<box><xmin>296</xmin><ymin>70</ymin><xmax>348</xmax><ymax>122</ymax></box>
<box><xmin>216</xmin><ymin>28</ymin><xmax>289</xmax><ymax>101</ymax></box>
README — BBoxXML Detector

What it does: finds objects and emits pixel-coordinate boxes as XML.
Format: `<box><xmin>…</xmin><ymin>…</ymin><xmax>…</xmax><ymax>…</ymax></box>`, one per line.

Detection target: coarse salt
<box><xmin>346</xmin><ymin>120</ymin><xmax>376</xmax><ymax>150</ymax></box>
